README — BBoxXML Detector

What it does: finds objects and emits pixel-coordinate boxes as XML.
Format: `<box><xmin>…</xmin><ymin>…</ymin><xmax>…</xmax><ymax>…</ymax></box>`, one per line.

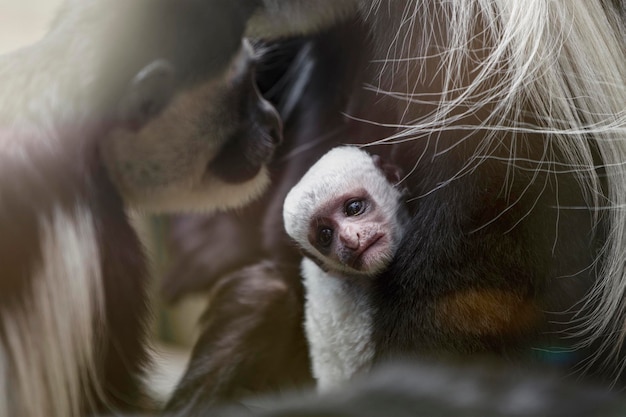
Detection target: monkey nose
<box><xmin>340</xmin><ymin>227</ymin><xmax>360</xmax><ymax>250</ymax></box>
<box><xmin>258</xmin><ymin>97</ymin><xmax>283</xmax><ymax>146</ymax></box>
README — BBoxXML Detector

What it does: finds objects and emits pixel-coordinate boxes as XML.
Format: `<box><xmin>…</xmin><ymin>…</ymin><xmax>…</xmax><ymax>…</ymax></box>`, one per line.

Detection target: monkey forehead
<box><xmin>282</xmin><ymin>146</ymin><xmax>398</xmax><ymax>245</ymax></box>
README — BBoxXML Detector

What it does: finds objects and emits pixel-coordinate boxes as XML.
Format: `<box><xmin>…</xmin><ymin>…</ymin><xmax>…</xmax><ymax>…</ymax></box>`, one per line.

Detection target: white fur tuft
<box><xmin>0</xmin><ymin>205</ymin><xmax>105</xmax><ymax>417</ymax></box>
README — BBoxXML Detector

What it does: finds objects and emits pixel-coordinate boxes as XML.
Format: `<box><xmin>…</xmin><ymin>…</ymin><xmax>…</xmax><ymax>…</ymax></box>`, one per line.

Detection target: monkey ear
<box><xmin>117</xmin><ymin>59</ymin><xmax>177</xmax><ymax>131</ymax></box>
<box><xmin>372</xmin><ymin>154</ymin><xmax>402</xmax><ymax>184</ymax></box>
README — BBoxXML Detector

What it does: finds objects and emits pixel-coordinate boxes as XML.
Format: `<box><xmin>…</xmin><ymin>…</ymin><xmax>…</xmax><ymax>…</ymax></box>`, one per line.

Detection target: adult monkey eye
<box><xmin>318</xmin><ymin>227</ymin><xmax>334</xmax><ymax>247</ymax></box>
<box><xmin>345</xmin><ymin>199</ymin><xmax>365</xmax><ymax>216</ymax></box>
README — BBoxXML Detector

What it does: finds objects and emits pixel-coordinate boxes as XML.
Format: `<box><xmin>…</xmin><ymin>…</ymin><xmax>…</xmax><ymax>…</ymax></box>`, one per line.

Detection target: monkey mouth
<box><xmin>351</xmin><ymin>234</ymin><xmax>385</xmax><ymax>271</ymax></box>
<box><xmin>207</xmin><ymin>129</ymin><xmax>277</xmax><ymax>184</ymax></box>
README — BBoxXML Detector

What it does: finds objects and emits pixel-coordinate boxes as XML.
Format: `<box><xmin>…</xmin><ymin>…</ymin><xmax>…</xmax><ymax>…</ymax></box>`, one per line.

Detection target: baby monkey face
<box><xmin>283</xmin><ymin>146</ymin><xmax>406</xmax><ymax>278</ymax></box>
<box><xmin>308</xmin><ymin>188</ymin><xmax>396</xmax><ymax>275</ymax></box>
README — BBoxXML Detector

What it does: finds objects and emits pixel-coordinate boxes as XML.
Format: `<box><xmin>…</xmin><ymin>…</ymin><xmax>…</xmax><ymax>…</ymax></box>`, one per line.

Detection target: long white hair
<box><xmin>354</xmin><ymin>0</ymin><xmax>625</xmax><ymax>372</ymax></box>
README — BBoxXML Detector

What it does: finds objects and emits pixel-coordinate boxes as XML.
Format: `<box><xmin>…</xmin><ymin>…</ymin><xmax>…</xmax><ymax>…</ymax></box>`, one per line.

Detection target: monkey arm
<box><xmin>162</xmin><ymin>205</ymin><xmax>267</xmax><ymax>303</ymax></box>
<box><xmin>164</xmin><ymin>261</ymin><xmax>312</xmax><ymax>413</ymax></box>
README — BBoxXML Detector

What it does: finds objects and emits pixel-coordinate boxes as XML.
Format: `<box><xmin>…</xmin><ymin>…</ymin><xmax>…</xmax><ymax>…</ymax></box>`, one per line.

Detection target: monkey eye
<box><xmin>317</xmin><ymin>227</ymin><xmax>334</xmax><ymax>248</ymax></box>
<box><xmin>345</xmin><ymin>199</ymin><xmax>365</xmax><ymax>216</ymax></box>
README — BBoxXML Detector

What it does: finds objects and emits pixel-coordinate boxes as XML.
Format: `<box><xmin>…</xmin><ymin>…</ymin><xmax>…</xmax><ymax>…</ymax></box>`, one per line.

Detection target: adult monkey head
<box><xmin>96</xmin><ymin>1</ymin><xmax>283</xmax><ymax>212</ymax></box>
<box><xmin>34</xmin><ymin>0</ymin><xmax>283</xmax><ymax>213</ymax></box>
<box><xmin>100</xmin><ymin>39</ymin><xmax>282</xmax><ymax>212</ymax></box>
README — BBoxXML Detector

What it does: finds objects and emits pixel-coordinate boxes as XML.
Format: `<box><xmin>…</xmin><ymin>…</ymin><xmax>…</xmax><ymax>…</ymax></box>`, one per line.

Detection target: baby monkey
<box><xmin>283</xmin><ymin>146</ymin><xmax>408</xmax><ymax>391</ymax></box>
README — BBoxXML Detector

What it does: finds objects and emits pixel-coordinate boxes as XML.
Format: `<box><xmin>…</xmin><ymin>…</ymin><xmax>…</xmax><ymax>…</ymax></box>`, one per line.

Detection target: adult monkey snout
<box><xmin>208</xmin><ymin>98</ymin><xmax>284</xmax><ymax>184</ymax></box>
<box><xmin>258</xmin><ymin>93</ymin><xmax>284</xmax><ymax>147</ymax></box>
<box><xmin>208</xmin><ymin>43</ymin><xmax>284</xmax><ymax>185</ymax></box>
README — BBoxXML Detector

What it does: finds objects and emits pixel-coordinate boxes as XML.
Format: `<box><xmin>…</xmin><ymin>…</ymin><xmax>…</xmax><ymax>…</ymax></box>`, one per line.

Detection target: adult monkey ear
<box><xmin>117</xmin><ymin>59</ymin><xmax>177</xmax><ymax>131</ymax></box>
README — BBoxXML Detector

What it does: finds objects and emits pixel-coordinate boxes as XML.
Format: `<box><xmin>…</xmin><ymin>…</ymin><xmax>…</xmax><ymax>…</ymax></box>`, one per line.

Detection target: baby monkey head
<box><xmin>283</xmin><ymin>146</ymin><xmax>407</xmax><ymax>276</ymax></box>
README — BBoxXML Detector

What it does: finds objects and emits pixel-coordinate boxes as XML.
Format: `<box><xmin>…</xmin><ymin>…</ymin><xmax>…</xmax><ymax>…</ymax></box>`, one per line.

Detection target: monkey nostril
<box><xmin>260</xmin><ymin>98</ymin><xmax>283</xmax><ymax>145</ymax></box>
<box><xmin>269</xmin><ymin>123</ymin><xmax>282</xmax><ymax>146</ymax></box>
<box><xmin>209</xmin><ymin>96</ymin><xmax>283</xmax><ymax>184</ymax></box>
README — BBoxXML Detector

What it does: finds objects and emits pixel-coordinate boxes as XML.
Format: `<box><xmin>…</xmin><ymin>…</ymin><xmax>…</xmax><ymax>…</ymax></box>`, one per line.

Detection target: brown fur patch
<box><xmin>435</xmin><ymin>289</ymin><xmax>540</xmax><ymax>337</ymax></box>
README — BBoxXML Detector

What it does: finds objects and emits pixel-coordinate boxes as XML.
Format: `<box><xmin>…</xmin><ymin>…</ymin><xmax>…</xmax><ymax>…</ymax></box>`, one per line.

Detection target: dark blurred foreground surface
<box><xmin>164</xmin><ymin>360</ymin><xmax>626</xmax><ymax>417</ymax></box>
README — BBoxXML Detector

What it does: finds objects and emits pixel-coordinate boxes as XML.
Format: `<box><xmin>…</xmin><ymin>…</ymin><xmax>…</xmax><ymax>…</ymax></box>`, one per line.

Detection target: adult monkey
<box><xmin>163</xmin><ymin>0</ymin><xmax>626</xmax><ymax>412</ymax></box>
<box><xmin>0</xmin><ymin>0</ymin><xmax>282</xmax><ymax>416</ymax></box>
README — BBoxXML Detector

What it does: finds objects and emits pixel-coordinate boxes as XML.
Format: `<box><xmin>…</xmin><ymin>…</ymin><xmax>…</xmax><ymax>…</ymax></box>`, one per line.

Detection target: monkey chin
<box><xmin>121</xmin><ymin>166</ymin><xmax>270</xmax><ymax>214</ymax></box>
